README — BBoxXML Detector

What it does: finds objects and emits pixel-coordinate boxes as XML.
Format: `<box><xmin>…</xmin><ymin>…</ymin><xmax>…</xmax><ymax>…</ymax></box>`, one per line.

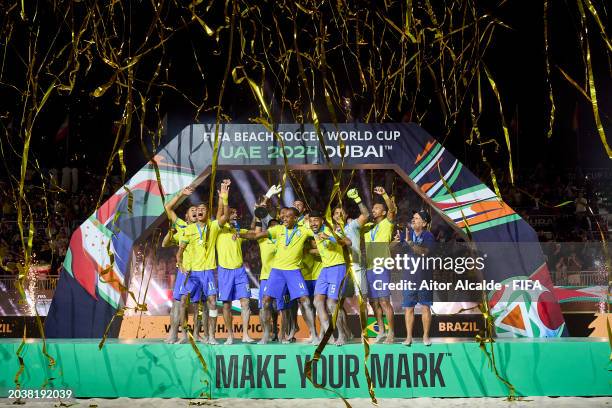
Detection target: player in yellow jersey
<box><xmin>332</xmin><ymin>188</ymin><xmax>370</xmax><ymax>341</ymax></box>
<box><xmin>255</xmin><ymin>218</ymin><xmax>293</xmax><ymax>343</ymax></box>
<box><xmin>176</xmin><ymin>180</ymin><xmax>231</xmax><ymax>344</ymax></box>
<box><xmin>363</xmin><ymin>186</ymin><xmax>397</xmax><ymax>344</ymax></box>
<box><xmin>161</xmin><ymin>186</ymin><xmax>204</xmax><ymax>344</ymax></box>
<box><xmin>296</xmin><ymin>233</ymin><xmax>322</xmax><ymax>341</ymax></box>
<box><xmin>251</xmin><ymin>207</ymin><xmax>318</xmax><ymax>344</ymax></box>
<box><xmin>308</xmin><ymin>210</ymin><xmax>352</xmax><ymax>345</ymax></box>
<box><xmin>216</xmin><ymin>207</ymin><xmax>255</xmax><ymax>345</ymax></box>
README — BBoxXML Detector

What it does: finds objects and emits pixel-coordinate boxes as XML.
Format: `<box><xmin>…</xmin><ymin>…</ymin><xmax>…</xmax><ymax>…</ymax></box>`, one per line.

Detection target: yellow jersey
<box><xmin>258</xmin><ymin>236</ymin><xmax>277</xmax><ymax>280</ymax></box>
<box><xmin>181</xmin><ymin>220</ymin><xmax>222</xmax><ymax>271</ymax></box>
<box><xmin>268</xmin><ymin>224</ymin><xmax>314</xmax><ymax>270</ymax></box>
<box><xmin>312</xmin><ymin>225</ymin><xmax>346</xmax><ymax>267</ymax></box>
<box><xmin>216</xmin><ymin>223</ymin><xmax>248</xmax><ymax>269</ymax></box>
<box><xmin>172</xmin><ymin>218</ymin><xmax>194</xmax><ymax>270</ymax></box>
<box><xmin>363</xmin><ymin>218</ymin><xmax>394</xmax><ymax>269</ymax></box>
<box><xmin>301</xmin><ymin>248</ymin><xmax>323</xmax><ymax>280</ymax></box>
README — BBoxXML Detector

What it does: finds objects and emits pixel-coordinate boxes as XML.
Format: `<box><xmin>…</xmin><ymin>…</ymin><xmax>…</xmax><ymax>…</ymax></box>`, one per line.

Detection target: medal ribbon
<box><xmin>285</xmin><ymin>226</ymin><xmax>298</xmax><ymax>247</ymax></box>
<box><xmin>196</xmin><ymin>223</ymin><xmax>207</xmax><ymax>244</ymax></box>
<box><xmin>369</xmin><ymin>223</ymin><xmax>380</xmax><ymax>241</ymax></box>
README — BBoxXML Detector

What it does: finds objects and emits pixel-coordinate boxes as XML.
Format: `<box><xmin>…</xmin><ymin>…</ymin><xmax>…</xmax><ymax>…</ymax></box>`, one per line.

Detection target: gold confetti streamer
<box><xmin>1</xmin><ymin>0</ymin><xmax>611</xmax><ymax>402</ymax></box>
<box><xmin>576</xmin><ymin>0</ymin><xmax>612</xmax><ymax>159</ymax></box>
<box><xmin>543</xmin><ymin>0</ymin><xmax>555</xmax><ymax>139</ymax></box>
<box><xmin>483</xmin><ymin>64</ymin><xmax>514</xmax><ymax>185</ymax></box>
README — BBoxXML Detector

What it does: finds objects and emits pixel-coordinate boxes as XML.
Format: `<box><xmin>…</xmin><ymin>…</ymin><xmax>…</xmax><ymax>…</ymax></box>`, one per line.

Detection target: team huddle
<box><xmin>163</xmin><ymin>179</ymin><xmax>435</xmax><ymax>346</ymax></box>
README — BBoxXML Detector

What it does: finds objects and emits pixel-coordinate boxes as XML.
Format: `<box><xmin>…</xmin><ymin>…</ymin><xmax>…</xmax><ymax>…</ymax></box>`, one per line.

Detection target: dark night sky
<box><xmin>2</xmin><ymin>0</ymin><xmax>610</xmax><ymax>182</ymax></box>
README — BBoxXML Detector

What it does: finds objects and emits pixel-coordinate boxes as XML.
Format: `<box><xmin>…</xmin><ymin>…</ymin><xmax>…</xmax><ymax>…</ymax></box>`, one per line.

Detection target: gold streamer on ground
<box><xmin>476</xmin><ymin>297</ymin><xmax>517</xmax><ymax>400</ymax></box>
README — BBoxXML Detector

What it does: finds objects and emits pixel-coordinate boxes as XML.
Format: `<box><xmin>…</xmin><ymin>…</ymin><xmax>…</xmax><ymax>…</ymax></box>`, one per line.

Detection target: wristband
<box><xmin>255</xmin><ymin>221</ymin><xmax>262</xmax><ymax>227</ymax></box>
<box><xmin>382</xmin><ymin>193</ymin><xmax>389</xmax><ymax>200</ymax></box>
<box><xmin>222</xmin><ymin>196</ymin><xmax>228</xmax><ymax>206</ymax></box>
<box><xmin>353</xmin><ymin>196</ymin><xmax>362</xmax><ymax>204</ymax></box>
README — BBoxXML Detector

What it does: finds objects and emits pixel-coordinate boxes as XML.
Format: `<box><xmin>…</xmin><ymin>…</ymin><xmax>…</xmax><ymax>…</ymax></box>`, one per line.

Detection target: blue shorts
<box><xmin>263</xmin><ymin>268</ymin><xmax>309</xmax><ymax>301</ymax></box>
<box><xmin>259</xmin><ymin>279</ymin><xmax>290</xmax><ymax>310</ymax></box>
<box><xmin>305</xmin><ymin>280</ymin><xmax>316</xmax><ymax>297</ymax></box>
<box><xmin>366</xmin><ymin>269</ymin><xmax>390</xmax><ymax>299</ymax></box>
<box><xmin>314</xmin><ymin>264</ymin><xmax>346</xmax><ymax>300</ymax></box>
<box><xmin>218</xmin><ymin>265</ymin><xmax>251</xmax><ymax>301</ymax></box>
<box><xmin>402</xmin><ymin>289</ymin><xmax>433</xmax><ymax>307</ymax></box>
<box><xmin>172</xmin><ymin>269</ymin><xmax>187</xmax><ymax>301</ymax></box>
<box><xmin>182</xmin><ymin>270</ymin><xmax>217</xmax><ymax>301</ymax></box>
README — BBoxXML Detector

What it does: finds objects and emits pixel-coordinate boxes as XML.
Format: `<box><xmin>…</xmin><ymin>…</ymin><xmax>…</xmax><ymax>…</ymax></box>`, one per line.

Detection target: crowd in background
<box><xmin>0</xmin><ymin>166</ymin><xmax>124</xmax><ymax>276</ymax></box>
<box><xmin>0</xmin><ymin>164</ymin><xmax>610</xmax><ymax>289</ymax></box>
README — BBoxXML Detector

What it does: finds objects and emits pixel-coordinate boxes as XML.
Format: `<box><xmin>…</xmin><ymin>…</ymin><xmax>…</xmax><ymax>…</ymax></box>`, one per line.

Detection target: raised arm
<box><xmin>347</xmin><ymin>188</ymin><xmax>370</xmax><ymax>226</ymax></box>
<box><xmin>217</xmin><ymin>179</ymin><xmax>231</xmax><ymax>227</ymax></box>
<box><xmin>165</xmin><ymin>186</ymin><xmax>194</xmax><ymax>223</ymax></box>
<box><xmin>374</xmin><ymin>186</ymin><xmax>397</xmax><ymax>222</ymax></box>
<box><xmin>161</xmin><ymin>228</ymin><xmax>175</xmax><ymax>248</ymax></box>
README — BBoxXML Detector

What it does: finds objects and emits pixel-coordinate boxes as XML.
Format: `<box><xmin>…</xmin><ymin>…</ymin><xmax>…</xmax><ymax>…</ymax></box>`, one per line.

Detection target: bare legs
<box><xmin>313</xmin><ymin>295</ymin><xmax>329</xmax><ymax>344</ymax></box>
<box><xmin>422</xmin><ymin>305</ymin><xmax>432</xmax><ymax>346</ymax></box>
<box><xmin>164</xmin><ymin>300</ymin><xmax>181</xmax><ymax>344</ymax></box>
<box><xmin>299</xmin><ymin>296</ymin><xmax>317</xmax><ymax>343</ymax></box>
<box><xmin>259</xmin><ymin>295</ymin><xmax>273</xmax><ymax>344</ymax></box>
<box><xmin>380</xmin><ymin>298</ymin><xmax>395</xmax><ymax>343</ymax></box>
<box><xmin>240</xmin><ymin>297</ymin><xmax>254</xmax><ymax>343</ymax></box>
<box><xmin>196</xmin><ymin>301</ymin><xmax>209</xmax><ymax>341</ymax></box>
<box><xmin>222</xmin><ymin>301</ymin><xmax>234</xmax><ymax>345</ymax></box>
<box><xmin>207</xmin><ymin>294</ymin><xmax>218</xmax><ymax>344</ymax></box>
<box><xmin>404</xmin><ymin>305</ymin><xmax>432</xmax><ymax>346</ymax></box>
<box><xmin>369</xmin><ymin>297</ymin><xmax>394</xmax><ymax>343</ymax></box>
<box><xmin>403</xmin><ymin>307</ymin><xmax>415</xmax><ymax>345</ymax></box>
<box><xmin>330</xmin><ymin>299</ymin><xmax>348</xmax><ymax>345</ymax></box>
<box><xmin>314</xmin><ymin>296</ymin><xmax>349</xmax><ymax>346</ymax></box>
<box><xmin>369</xmin><ymin>299</ymin><xmax>386</xmax><ymax>342</ymax></box>
<box><xmin>220</xmin><ymin>298</ymin><xmax>254</xmax><ymax>344</ymax></box>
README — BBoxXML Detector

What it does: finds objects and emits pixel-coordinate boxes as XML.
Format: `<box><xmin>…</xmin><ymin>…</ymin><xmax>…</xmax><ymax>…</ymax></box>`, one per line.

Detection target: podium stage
<box><xmin>0</xmin><ymin>338</ymin><xmax>609</xmax><ymax>398</ymax></box>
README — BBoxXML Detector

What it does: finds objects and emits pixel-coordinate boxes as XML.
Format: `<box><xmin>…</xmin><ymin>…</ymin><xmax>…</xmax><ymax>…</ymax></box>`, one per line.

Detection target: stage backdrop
<box><xmin>45</xmin><ymin>123</ymin><xmax>565</xmax><ymax>338</ymax></box>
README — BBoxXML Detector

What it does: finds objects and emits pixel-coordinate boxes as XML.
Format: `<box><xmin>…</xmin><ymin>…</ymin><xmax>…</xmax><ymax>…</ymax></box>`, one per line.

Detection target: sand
<box><xmin>2</xmin><ymin>397</ymin><xmax>612</xmax><ymax>407</ymax></box>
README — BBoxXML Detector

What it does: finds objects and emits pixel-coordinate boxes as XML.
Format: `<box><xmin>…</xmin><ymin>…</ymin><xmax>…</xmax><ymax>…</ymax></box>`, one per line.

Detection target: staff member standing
<box><xmin>402</xmin><ymin>210</ymin><xmax>435</xmax><ymax>346</ymax></box>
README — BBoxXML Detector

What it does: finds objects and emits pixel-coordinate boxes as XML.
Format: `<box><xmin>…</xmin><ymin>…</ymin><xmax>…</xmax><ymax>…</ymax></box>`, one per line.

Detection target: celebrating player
<box><xmin>308</xmin><ymin>210</ymin><xmax>352</xmax><ymax>345</ymax></box>
<box><xmin>332</xmin><ymin>187</ymin><xmax>370</xmax><ymax>339</ymax></box>
<box><xmin>161</xmin><ymin>186</ymin><xmax>201</xmax><ymax>344</ymax></box>
<box><xmin>216</xmin><ymin>206</ymin><xmax>255</xmax><ymax>345</ymax></box>
<box><xmin>363</xmin><ymin>186</ymin><xmax>397</xmax><ymax>344</ymax></box>
<box><xmin>253</xmin><ymin>207</ymin><xmax>318</xmax><ymax>344</ymax></box>
<box><xmin>176</xmin><ymin>179</ymin><xmax>231</xmax><ymax>344</ymax></box>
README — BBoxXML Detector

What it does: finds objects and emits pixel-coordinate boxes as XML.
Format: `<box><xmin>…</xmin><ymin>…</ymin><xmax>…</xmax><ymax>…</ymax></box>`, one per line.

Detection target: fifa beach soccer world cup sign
<box><xmin>45</xmin><ymin>123</ymin><xmax>565</xmax><ymax>339</ymax></box>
